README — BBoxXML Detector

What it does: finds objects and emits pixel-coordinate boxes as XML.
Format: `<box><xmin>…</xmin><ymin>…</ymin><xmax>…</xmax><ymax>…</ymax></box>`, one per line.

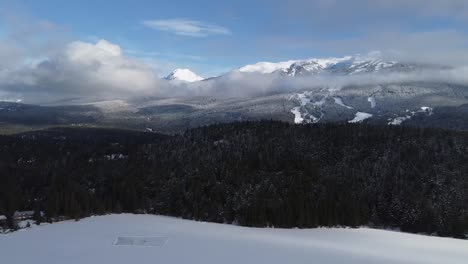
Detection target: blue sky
<box><xmin>2</xmin><ymin>0</ymin><xmax>468</xmax><ymax>77</ymax></box>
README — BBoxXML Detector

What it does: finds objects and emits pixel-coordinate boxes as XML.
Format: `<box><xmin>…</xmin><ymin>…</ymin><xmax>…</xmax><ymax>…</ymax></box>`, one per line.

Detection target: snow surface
<box><xmin>368</xmin><ymin>96</ymin><xmax>376</xmax><ymax>108</ymax></box>
<box><xmin>291</xmin><ymin>106</ymin><xmax>305</xmax><ymax>124</ymax></box>
<box><xmin>1</xmin><ymin>214</ymin><xmax>468</xmax><ymax>264</ymax></box>
<box><xmin>388</xmin><ymin>116</ymin><xmax>412</xmax><ymax>125</ymax></box>
<box><xmin>349</xmin><ymin>112</ymin><xmax>373</xmax><ymax>123</ymax></box>
<box><xmin>0</xmin><ymin>98</ymin><xmax>23</xmax><ymax>103</ymax></box>
<box><xmin>165</xmin><ymin>69</ymin><xmax>204</xmax><ymax>82</ymax></box>
<box><xmin>420</xmin><ymin>106</ymin><xmax>434</xmax><ymax>115</ymax></box>
<box><xmin>333</xmin><ymin>97</ymin><xmax>353</xmax><ymax>109</ymax></box>
<box><xmin>114</xmin><ymin>236</ymin><xmax>168</xmax><ymax>247</ymax></box>
<box><xmin>290</xmin><ymin>93</ymin><xmax>309</xmax><ymax>124</ymax></box>
<box><xmin>84</xmin><ymin>100</ymin><xmax>137</xmax><ymax>113</ymax></box>
<box><xmin>289</xmin><ymin>93</ymin><xmax>320</xmax><ymax>124</ymax></box>
<box><xmin>388</xmin><ymin>107</ymin><xmax>434</xmax><ymax>126</ymax></box>
<box><xmin>17</xmin><ymin>220</ymin><xmax>36</xmax><ymax>229</ymax></box>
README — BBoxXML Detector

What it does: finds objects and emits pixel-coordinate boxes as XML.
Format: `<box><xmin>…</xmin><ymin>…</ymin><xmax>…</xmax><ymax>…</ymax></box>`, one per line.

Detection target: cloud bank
<box><xmin>0</xmin><ymin>39</ymin><xmax>172</xmax><ymax>103</ymax></box>
<box><xmin>189</xmin><ymin>67</ymin><xmax>468</xmax><ymax>98</ymax></box>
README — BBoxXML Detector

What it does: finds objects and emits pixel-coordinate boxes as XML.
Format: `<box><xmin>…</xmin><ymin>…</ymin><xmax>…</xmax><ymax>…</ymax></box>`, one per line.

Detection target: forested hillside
<box><xmin>0</xmin><ymin>122</ymin><xmax>467</xmax><ymax>238</ymax></box>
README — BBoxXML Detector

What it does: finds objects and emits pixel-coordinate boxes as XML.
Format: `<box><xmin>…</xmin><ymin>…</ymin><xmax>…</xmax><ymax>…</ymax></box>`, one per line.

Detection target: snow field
<box><xmin>1</xmin><ymin>214</ymin><xmax>468</xmax><ymax>264</ymax></box>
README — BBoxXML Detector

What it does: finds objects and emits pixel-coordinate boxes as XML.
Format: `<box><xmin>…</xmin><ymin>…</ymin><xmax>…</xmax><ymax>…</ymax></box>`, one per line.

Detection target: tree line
<box><xmin>0</xmin><ymin>122</ymin><xmax>467</xmax><ymax>238</ymax></box>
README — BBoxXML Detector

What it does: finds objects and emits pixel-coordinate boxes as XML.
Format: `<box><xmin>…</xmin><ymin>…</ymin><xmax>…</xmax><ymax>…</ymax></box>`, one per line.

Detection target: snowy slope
<box><xmin>1</xmin><ymin>214</ymin><xmax>467</xmax><ymax>264</ymax></box>
<box><xmin>349</xmin><ymin>112</ymin><xmax>373</xmax><ymax>123</ymax></box>
<box><xmin>165</xmin><ymin>69</ymin><xmax>204</xmax><ymax>82</ymax></box>
<box><xmin>334</xmin><ymin>97</ymin><xmax>354</xmax><ymax>109</ymax></box>
<box><xmin>83</xmin><ymin>100</ymin><xmax>138</xmax><ymax>113</ymax></box>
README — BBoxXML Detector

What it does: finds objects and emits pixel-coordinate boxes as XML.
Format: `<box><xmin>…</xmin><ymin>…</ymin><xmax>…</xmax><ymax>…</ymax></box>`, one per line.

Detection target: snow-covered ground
<box><xmin>289</xmin><ymin>92</ymin><xmax>326</xmax><ymax>124</ymax></box>
<box><xmin>1</xmin><ymin>214</ymin><xmax>467</xmax><ymax>264</ymax></box>
<box><xmin>388</xmin><ymin>115</ymin><xmax>412</xmax><ymax>125</ymax></box>
<box><xmin>368</xmin><ymin>96</ymin><xmax>376</xmax><ymax>108</ymax></box>
<box><xmin>290</xmin><ymin>93</ymin><xmax>315</xmax><ymax>124</ymax></box>
<box><xmin>388</xmin><ymin>106</ymin><xmax>434</xmax><ymax>126</ymax></box>
<box><xmin>334</xmin><ymin>97</ymin><xmax>354</xmax><ymax>109</ymax></box>
<box><xmin>291</xmin><ymin>106</ymin><xmax>305</xmax><ymax>124</ymax></box>
<box><xmin>349</xmin><ymin>112</ymin><xmax>373</xmax><ymax>123</ymax></box>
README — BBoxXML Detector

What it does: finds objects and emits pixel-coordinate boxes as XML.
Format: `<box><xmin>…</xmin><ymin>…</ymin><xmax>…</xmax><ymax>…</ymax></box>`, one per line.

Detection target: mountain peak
<box><xmin>165</xmin><ymin>69</ymin><xmax>204</xmax><ymax>82</ymax></box>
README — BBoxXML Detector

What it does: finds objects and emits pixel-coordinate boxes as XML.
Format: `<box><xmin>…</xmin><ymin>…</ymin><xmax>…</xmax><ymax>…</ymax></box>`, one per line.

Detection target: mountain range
<box><xmin>239</xmin><ymin>56</ymin><xmax>407</xmax><ymax>76</ymax></box>
<box><xmin>170</xmin><ymin>55</ymin><xmax>425</xmax><ymax>81</ymax></box>
<box><xmin>0</xmin><ymin>55</ymin><xmax>467</xmax><ymax>134</ymax></box>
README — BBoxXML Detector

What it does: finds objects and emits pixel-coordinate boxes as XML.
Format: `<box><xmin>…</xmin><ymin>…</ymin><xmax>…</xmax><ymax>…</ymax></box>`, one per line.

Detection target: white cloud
<box><xmin>0</xmin><ymin>39</ymin><xmax>175</xmax><ymax>103</ymax></box>
<box><xmin>61</xmin><ymin>40</ymin><xmax>160</xmax><ymax>93</ymax></box>
<box><xmin>142</xmin><ymin>19</ymin><xmax>231</xmax><ymax>37</ymax></box>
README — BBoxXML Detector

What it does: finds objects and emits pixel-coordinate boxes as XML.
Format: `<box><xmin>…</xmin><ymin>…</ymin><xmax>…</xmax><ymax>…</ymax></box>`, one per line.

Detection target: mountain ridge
<box><xmin>171</xmin><ymin>55</ymin><xmax>447</xmax><ymax>83</ymax></box>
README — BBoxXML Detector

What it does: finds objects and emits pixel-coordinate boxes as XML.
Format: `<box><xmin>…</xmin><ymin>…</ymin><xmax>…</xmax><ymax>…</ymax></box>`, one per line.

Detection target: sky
<box><xmin>3</xmin><ymin>0</ymin><xmax>468</xmax><ymax>76</ymax></box>
<box><xmin>0</xmin><ymin>0</ymin><xmax>468</xmax><ymax>103</ymax></box>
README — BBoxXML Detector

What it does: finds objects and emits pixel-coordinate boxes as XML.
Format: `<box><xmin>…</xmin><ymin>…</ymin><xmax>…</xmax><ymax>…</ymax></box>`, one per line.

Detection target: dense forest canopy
<box><xmin>0</xmin><ymin>122</ymin><xmax>467</xmax><ymax>238</ymax></box>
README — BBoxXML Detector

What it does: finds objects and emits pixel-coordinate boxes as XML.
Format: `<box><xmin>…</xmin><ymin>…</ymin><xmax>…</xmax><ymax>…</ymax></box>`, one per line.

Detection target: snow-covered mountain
<box><xmin>165</xmin><ymin>69</ymin><xmax>204</xmax><ymax>82</ymax></box>
<box><xmin>163</xmin><ymin>55</ymin><xmax>434</xmax><ymax>83</ymax></box>
<box><xmin>237</xmin><ymin>56</ymin><xmax>417</xmax><ymax>77</ymax></box>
